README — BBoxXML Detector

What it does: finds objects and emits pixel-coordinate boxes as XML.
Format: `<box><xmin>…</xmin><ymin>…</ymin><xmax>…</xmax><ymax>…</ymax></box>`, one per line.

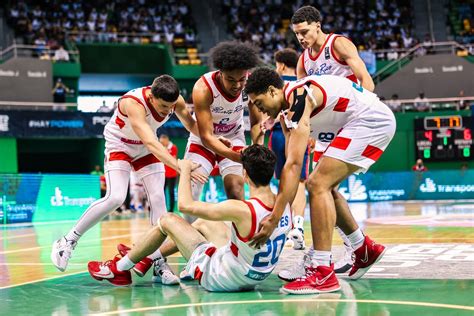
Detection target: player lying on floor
<box><xmin>88</xmin><ymin>144</ymin><xmax>292</xmax><ymax>292</ymax></box>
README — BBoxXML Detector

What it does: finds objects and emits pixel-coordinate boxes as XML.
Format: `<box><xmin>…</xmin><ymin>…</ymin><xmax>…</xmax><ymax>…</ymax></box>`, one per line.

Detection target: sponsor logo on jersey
<box><xmin>213</xmin><ymin>122</ymin><xmax>237</xmax><ymax>134</ymax></box>
<box><xmin>314</xmin><ymin>62</ymin><xmax>333</xmax><ymax>75</ymax></box>
<box><xmin>324</xmin><ymin>47</ymin><xmax>330</xmax><ymax>59</ymax></box>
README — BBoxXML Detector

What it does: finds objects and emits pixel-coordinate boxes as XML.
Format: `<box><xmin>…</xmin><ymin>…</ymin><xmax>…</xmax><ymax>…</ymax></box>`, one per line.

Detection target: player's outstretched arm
<box><xmin>177</xmin><ymin>159</ymin><xmax>249</xmax><ymax>222</ymax></box>
<box><xmin>333</xmin><ymin>37</ymin><xmax>375</xmax><ymax>92</ymax></box>
<box><xmin>248</xmin><ymin>101</ymin><xmax>264</xmax><ymax>145</ymax></box>
<box><xmin>296</xmin><ymin>54</ymin><xmax>307</xmax><ymax>79</ymax></box>
<box><xmin>174</xmin><ymin>96</ymin><xmax>199</xmax><ymax>136</ymax></box>
<box><xmin>193</xmin><ymin>79</ymin><xmax>242</xmax><ymax>162</ymax></box>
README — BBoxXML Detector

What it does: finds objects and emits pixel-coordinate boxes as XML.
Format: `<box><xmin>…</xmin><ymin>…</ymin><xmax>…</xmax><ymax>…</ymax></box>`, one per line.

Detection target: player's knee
<box><xmin>159</xmin><ymin>212</ymin><xmax>180</xmax><ymax>231</ymax></box>
<box><xmin>306</xmin><ymin>175</ymin><xmax>330</xmax><ymax>195</ymax></box>
<box><xmin>107</xmin><ymin>194</ymin><xmax>126</xmax><ymax>210</ymax></box>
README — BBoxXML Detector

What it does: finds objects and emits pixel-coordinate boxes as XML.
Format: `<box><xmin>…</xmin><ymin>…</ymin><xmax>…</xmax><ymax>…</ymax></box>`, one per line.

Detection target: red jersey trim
<box><xmin>201</xmin><ymin>75</ymin><xmax>214</xmax><ymax>99</ymax></box>
<box><xmin>308</xmin><ymin>33</ymin><xmax>333</xmax><ymax>61</ymax></box>
<box><xmin>188</xmin><ymin>143</ymin><xmax>216</xmax><ymax>166</ymax></box>
<box><xmin>250</xmin><ymin>197</ymin><xmax>273</xmax><ymax>212</ymax></box>
<box><xmin>232</xmin><ymin>201</ymin><xmax>257</xmax><ymax>242</ymax></box>
<box><xmin>142</xmin><ymin>86</ymin><xmax>167</xmax><ymax>122</ymax></box>
<box><xmin>212</xmin><ymin>71</ymin><xmax>241</xmax><ymax>103</ymax></box>
<box><xmin>131</xmin><ymin>154</ymin><xmax>161</xmax><ymax>171</ymax></box>
<box><xmin>330</xmin><ymin>35</ymin><xmax>350</xmax><ymax>65</ymax></box>
<box><xmin>109</xmin><ymin>151</ymin><xmax>132</xmax><ymax>163</ymax></box>
<box><xmin>119</xmin><ymin>95</ymin><xmax>147</xmax><ymax>117</ymax></box>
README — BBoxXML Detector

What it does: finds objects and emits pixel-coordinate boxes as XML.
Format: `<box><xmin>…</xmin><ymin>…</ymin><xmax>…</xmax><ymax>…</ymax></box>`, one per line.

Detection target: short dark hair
<box><xmin>274</xmin><ymin>48</ymin><xmax>299</xmax><ymax>69</ymax></box>
<box><xmin>241</xmin><ymin>144</ymin><xmax>276</xmax><ymax>187</ymax></box>
<box><xmin>151</xmin><ymin>75</ymin><xmax>179</xmax><ymax>102</ymax></box>
<box><xmin>245</xmin><ymin>67</ymin><xmax>284</xmax><ymax>95</ymax></box>
<box><xmin>291</xmin><ymin>6</ymin><xmax>322</xmax><ymax>25</ymax></box>
<box><xmin>210</xmin><ymin>41</ymin><xmax>259</xmax><ymax>71</ymax></box>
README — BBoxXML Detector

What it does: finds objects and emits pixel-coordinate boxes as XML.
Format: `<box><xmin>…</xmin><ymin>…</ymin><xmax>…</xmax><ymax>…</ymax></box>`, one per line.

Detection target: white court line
<box><xmin>0</xmin><ymin>270</ymin><xmax>87</xmax><ymax>290</ymax></box>
<box><xmin>0</xmin><ymin>233</ymin><xmax>37</xmax><ymax>241</ymax></box>
<box><xmin>90</xmin><ymin>298</ymin><xmax>474</xmax><ymax>315</ymax></box>
<box><xmin>0</xmin><ymin>262</ymin><xmax>186</xmax><ymax>267</ymax></box>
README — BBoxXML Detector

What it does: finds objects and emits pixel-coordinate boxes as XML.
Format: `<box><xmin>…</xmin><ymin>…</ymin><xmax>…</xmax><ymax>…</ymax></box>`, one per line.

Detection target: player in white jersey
<box><xmin>245</xmin><ymin>68</ymin><xmax>395</xmax><ymax>294</ymax></box>
<box><xmin>88</xmin><ymin>145</ymin><xmax>292</xmax><ymax>291</ymax></box>
<box><xmin>184</xmin><ymin>41</ymin><xmax>263</xmax><ymax>211</ymax></box>
<box><xmin>51</xmin><ymin>75</ymin><xmax>206</xmax><ymax>278</ymax></box>
<box><xmin>288</xmin><ymin>5</ymin><xmax>377</xmax><ymax>274</ymax></box>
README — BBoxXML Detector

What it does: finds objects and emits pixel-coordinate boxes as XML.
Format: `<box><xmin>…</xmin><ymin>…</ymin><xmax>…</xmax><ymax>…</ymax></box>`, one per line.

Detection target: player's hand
<box><xmin>279</xmin><ymin>114</ymin><xmax>290</xmax><ymax>138</ymax></box>
<box><xmin>249</xmin><ymin>215</ymin><xmax>278</xmax><ymax>248</ymax></box>
<box><xmin>260</xmin><ymin>115</ymin><xmax>275</xmax><ymax>134</ymax></box>
<box><xmin>218</xmin><ymin>136</ymin><xmax>232</xmax><ymax>148</ymax></box>
<box><xmin>190</xmin><ymin>170</ymin><xmax>208</xmax><ymax>184</ymax></box>
<box><xmin>177</xmin><ymin>159</ymin><xmax>193</xmax><ymax>171</ymax></box>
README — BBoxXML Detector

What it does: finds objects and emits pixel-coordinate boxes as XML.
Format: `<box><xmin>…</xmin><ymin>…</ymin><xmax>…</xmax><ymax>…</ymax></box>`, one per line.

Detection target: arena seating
<box><xmin>448</xmin><ymin>0</ymin><xmax>474</xmax><ymax>44</ymax></box>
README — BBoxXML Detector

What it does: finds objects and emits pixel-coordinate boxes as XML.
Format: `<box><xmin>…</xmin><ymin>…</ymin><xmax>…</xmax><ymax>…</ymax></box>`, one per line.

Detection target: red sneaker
<box><xmin>88</xmin><ymin>256</ymin><xmax>132</xmax><ymax>286</ymax></box>
<box><xmin>348</xmin><ymin>235</ymin><xmax>386</xmax><ymax>280</ymax></box>
<box><xmin>280</xmin><ymin>265</ymin><xmax>340</xmax><ymax>294</ymax></box>
<box><xmin>116</xmin><ymin>243</ymin><xmax>153</xmax><ymax>277</ymax></box>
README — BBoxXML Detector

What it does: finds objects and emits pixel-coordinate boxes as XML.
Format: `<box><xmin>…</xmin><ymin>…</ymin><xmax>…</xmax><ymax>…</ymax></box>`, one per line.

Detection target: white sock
<box><xmin>116</xmin><ymin>255</ymin><xmax>136</xmax><ymax>271</ymax></box>
<box><xmin>147</xmin><ymin>248</ymin><xmax>163</xmax><ymax>261</ymax></box>
<box><xmin>347</xmin><ymin>228</ymin><xmax>365</xmax><ymax>250</ymax></box>
<box><xmin>335</xmin><ymin>226</ymin><xmax>351</xmax><ymax>246</ymax></box>
<box><xmin>64</xmin><ymin>230</ymin><xmax>81</xmax><ymax>243</ymax></box>
<box><xmin>311</xmin><ymin>250</ymin><xmax>332</xmax><ymax>267</ymax></box>
<box><xmin>293</xmin><ymin>215</ymin><xmax>304</xmax><ymax>230</ymax></box>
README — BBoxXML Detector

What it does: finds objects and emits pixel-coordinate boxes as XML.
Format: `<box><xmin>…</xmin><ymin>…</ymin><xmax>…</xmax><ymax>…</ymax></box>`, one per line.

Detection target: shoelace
<box><xmin>100</xmin><ymin>260</ymin><xmax>113</xmax><ymax>269</ymax></box>
<box><xmin>295</xmin><ymin>266</ymin><xmax>317</xmax><ymax>281</ymax></box>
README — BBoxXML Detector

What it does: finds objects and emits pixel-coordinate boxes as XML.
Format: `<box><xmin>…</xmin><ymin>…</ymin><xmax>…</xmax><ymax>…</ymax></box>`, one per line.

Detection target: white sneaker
<box><xmin>278</xmin><ymin>250</ymin><xmax>312</xmax><ymax>282</ymax></box>
<box><xmin>179</xmin><ymin>269</ymin><xmax>194</xmax><ymax>281</ymax></box>
<box><xmin>151</xmin><ymin>258</ymin><xmax>179</xmax><ymax>285</ymax></box>
<box><xmin>51</xmin><ymin>237</ymin><xmax>76</xmax><ymax>272</ymax></box>
<box><xmin>334</xmin><ymin>243</ymin><xmax>354</xmax><ymax>274</ymax></box>
<box><xmin>288</xmin><ymin>228</ymin><xmax>305</xmax><ymax>250</ymax></box>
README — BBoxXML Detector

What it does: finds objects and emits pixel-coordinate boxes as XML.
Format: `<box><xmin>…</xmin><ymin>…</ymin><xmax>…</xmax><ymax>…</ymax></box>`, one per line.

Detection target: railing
<box><xmin>0</xmin><ymin>44</ymin><xmax>80</xmax><ymax>64</ymax></box>
<box><xmin>0</xmin><ymin>101</ymin><xmax>77</xmax><ymax>110</ymax></box>
<box><xmin>372</xmin><ymin>41</ymin><xmax>473</xmax><ymax>84</ymax></box>
<box><xmin>385</xmin><ymin>96</ymin><xmax>474</xmax><ymax>113</ymax></box>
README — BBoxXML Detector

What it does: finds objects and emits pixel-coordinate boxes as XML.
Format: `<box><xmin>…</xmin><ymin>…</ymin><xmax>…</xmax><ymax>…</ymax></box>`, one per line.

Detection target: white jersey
<box><xmin>189</xmin><ymin>198</ymin><xmax>292</xmax><ymax>292</ymax></box>
<box><xmin>284</xmin><ymin>75</ymin><xmax>379</xmax><ymax>139</ymax></box>
<box><xmin>104</xmin><ymin>86</ymin><xmax>174</xmax><ymax>145</ymax></box>
<box><xmin>188</xmin><ymin>71</ymin><xmax>247</xmax><ymax>143</ymax></box>
<box><xmin>302</xmin><ymin>33</ymin><xmax>357</xmax><ymax>83</ymax></box>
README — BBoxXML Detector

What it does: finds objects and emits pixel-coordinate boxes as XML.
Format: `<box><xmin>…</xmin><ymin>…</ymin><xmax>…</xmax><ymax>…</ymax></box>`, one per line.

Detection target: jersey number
<box><xmin>252</xmin><ymin>233</ymin><xmax>286</xmax><ymax>267</ymax></box>
<box><xmin>352</xmin><ymin>82</ymin><xmax>363</xmax><ymax>92</ymax></box>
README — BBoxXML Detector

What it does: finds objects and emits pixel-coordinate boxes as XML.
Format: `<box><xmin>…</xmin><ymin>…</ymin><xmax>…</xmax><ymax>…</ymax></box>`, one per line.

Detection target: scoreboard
<box><xmin>414</xmin><ymin>115</ymin><xmax>473</xmax><ymax>161</ymax></box>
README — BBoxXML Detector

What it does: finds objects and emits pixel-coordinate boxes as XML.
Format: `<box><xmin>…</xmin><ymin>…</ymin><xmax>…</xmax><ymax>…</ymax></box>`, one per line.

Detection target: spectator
<box><xmin>52</xmin><ymin>78</ymin><xmax>71</xmax><ymax>110</ymax></box>
<box><xmin>97</xmin><ymin>100</ymin><xmax>113</xmax><ymax>112</ymax></box>
<box><xmin>91</xmin><ymin>165</ymin><xmax>106</xmax><ymax>197</ymax></box>
<box><xmin>414</xmin><ymin>92</ymin><xmax>430</xmax><ymax>112</ymax></box>
<box><xmin>386</xmin><ymin>94</ymin><xmax>402</xmax><ymax>112</ymax></box>
<box><xmin>159</xmin><ymin>134</ymin><xmax>178</xmax><ymax>212</ymax></box>
<box><xmin>53</xmin><ymin>45</ymin><xmax>70</xmax><ymax>62</ymax></box>
<box><xmin>412</xmin><ymin>159</ymin><xmax>428</xmax><ymax>172</ymax></box>
<box><xmin>458</xmin><ymin>90</ymin><xmax>467</xmax><ymax>110</ymax></box>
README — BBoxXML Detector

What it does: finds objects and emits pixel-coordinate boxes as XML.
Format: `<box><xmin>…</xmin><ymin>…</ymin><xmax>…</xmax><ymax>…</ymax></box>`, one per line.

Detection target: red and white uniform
<box><xmin>284</xmin><ymin>75</ymin><xmax>396</xmax><ymax>173</ymax></box>
<box><xmin>186</xmin><ymin>198</ymin><xmax>292</xmax><ymax>292</ymax></box>
<box><xmin>302</xmin><ymin>33</ymin><xmax>357</xmax><ymax>83</ymax></box>
<box><xmin>185</xmin><ymin>71</ymin><xmax>247</xmax><ymax>177</ymax></box>
<box><xmin>302</xmin><ymin>33</ymin><xmax>359</xmax><ymax>165</ymax></box>
<box><xmin>104</xmin><ymin>86</ymin><xmax>174</xmax><ymax>177</ymax></box>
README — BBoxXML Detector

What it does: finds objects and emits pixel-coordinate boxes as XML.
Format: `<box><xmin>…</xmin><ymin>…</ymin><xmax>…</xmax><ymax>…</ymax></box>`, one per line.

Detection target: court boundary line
<box><xmin>90</xmin><ymin>298</ymin><xmax>474</xmax><ymax>315</ymax></box>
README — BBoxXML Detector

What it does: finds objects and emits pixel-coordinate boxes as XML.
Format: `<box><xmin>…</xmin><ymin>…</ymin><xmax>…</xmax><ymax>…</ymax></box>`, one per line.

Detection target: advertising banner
<box><xmin>0</xmin><ymin>173</ymin><xmax>100</xmax><ymax>224</ymax></box>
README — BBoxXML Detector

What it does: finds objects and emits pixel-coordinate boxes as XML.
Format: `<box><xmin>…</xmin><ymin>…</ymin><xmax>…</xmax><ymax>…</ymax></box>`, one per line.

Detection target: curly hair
<box><xmin>151</xmin><ymin>75</ymin><xmax>179</xmax><ymax>102</ymax></box>
<box><xmin>245</xmin><ymin>67</ymin><xmax>284</xmax><ymax>96</ymax></box>
<box><xmin>291</xmin><ymin>6</ymin><xmax>322</xmax><ymax>25</ymax></box>
<box><xmin>210</xmin><ymin>41</ymin><xmax>259</xmax><ymax>71</ymax></box>
<box><xmin>274</xmin><ymin>48</ymin><xmax>299</xmax><ymax>69</ymax></box>
<box><xmin>241</xmin><ymin>144</ymin><xmax>276</xmax><ymax>187</ymax></box>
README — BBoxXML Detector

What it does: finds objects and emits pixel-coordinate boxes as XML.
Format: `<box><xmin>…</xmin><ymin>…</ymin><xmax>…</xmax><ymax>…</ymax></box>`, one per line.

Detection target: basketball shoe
<box><xmin>88</xmin><ymin>256</ymin><xmax>132</xmax><ymax>286</ymax></box>
<box><xmin>280</xmin><ymin>264</ymin><xmax>340</xmax><ymax>294</ymax></box>
<box><xmin>278</xmin><ymin>250</ymin><xmax>312</xmax><ymax>282</ymax></box>
<box><xmin>334</xmin><ymin>243</ymin><xmax>354</xmax><ymax>274</ymax></box>
<box><xmin>348</xmin><ymin>236</ymin><xmax>386</xmax><ymax>280</ymax></box>
<box><xmin>288</xmin><ymin>228</ymin><xmax>305</xmax><ymax>250</ymax></box>
<box><xmin>151</xmin><ymin>258</ymin><xmax>180</xmax><ymax>285</ymax></box>
<box><xmin>51</xmin><ymin>237</ymin><xmax>77</xmax><ymax>272</ymax></box>
<box><xmin>117</xmin><ymin>243</ymin><xmax>153</xmax><ymax>276</ymax></box>
<box><xmin>179</xmin><ymin>269</ymin><xmax>194</xmax><ymax>281</ymax></box>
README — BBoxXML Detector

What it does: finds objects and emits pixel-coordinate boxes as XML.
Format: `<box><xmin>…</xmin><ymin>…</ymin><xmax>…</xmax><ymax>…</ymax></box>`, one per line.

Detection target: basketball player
<box><xmin>266</xmin><ymin>48</ymin><xmax>309</xmax><ymax>251</ymax></box>
<box><xmin>51</xmin><ymin>75</ymin><xmax>206</xmax><ymax>285</ymax></box>
<box><xmin>246</xmin><ymin>68</ymin><xmax>395</xmax><ymax>294</ymax></box>
<box><xmin>88</xmin><ymin>145</ymin><xmax>293</xmax><ymax>292</ymax></box>
<box><xmin>184</xmin><ymin>41</ymin><xmax>263</xmax><ymax>214</ymax></box>
<box><xmin>291</xmin><ymin>5</ymin><xmax>376</xmax><ymax>275</ymax></box>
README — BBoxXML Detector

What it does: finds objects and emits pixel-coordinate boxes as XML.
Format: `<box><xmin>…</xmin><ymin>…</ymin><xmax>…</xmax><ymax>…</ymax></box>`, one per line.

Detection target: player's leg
<box><xmin>88</xmin><ymin>213</ymin><xmax>207</xmax><ymax>286</ymax></box>
<box><xmin>51</xmin><ymin>163</ymin><xmax>131</xmax><ymax>272</ymax></box>
<box><xmin>282</xmin><ymin>156</ymin><xmax>357</xmax><ymax>294</ymax></box>
<box><xmin>333</xmin><ymin>188</ymin><xmax>357</xmax><ymax>273</ymax></box>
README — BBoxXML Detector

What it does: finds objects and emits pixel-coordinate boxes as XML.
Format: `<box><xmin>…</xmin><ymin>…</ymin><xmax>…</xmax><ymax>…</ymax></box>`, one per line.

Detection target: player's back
<box><xmin>201</xmin><ymin>198</ymin><xmax>292</xmax><ymax>292</ymax></box>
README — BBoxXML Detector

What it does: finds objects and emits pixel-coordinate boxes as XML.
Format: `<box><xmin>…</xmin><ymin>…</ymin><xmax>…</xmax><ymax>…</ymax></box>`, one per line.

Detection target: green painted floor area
<box><xmin>1</xmin><ymin>274</ymin><xmax>473</xmax><ymax>315</ymax></box>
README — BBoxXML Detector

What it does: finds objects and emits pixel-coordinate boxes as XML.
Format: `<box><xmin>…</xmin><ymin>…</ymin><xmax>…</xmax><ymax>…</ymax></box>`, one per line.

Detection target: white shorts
<box><xmin>319</xmin><ymin>101</ymin><xmax>396</xmax><ymax>173</ymax></box>
<box><xmin>185</xmin><ymin>132</ymin><xmax>245</xmax><ymax>178</ymax></box>
<box><xmin>104</xmin><ymin>138</ymin><xmax>165</xmax><ymax>179</ymax></box>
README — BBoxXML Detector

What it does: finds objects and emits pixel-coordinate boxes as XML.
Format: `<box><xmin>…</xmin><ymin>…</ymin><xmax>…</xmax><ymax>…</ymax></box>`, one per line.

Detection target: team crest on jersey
<box><xmin>324</xmin><ymin>47</ymin><xmax>330</xmax><ymax>59</ymax></box>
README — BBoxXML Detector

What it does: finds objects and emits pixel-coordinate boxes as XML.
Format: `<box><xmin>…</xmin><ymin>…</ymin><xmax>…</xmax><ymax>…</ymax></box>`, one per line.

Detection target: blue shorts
<box><xmin>269</xmin><ymin>125</ymin><xmax>309</xmax><ymax>180</ymax></box>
